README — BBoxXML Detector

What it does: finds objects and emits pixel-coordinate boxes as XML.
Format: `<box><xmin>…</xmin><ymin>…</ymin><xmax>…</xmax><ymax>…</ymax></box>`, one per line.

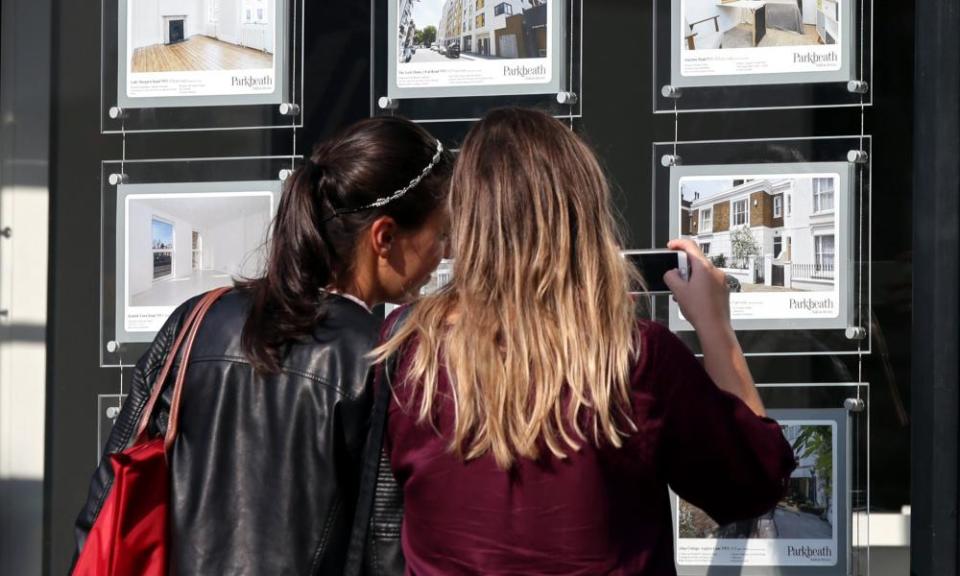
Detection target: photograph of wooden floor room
<box><xmin>129</xmin><ymin>0</ymin><xmax>274</xmax><ymax>73</ymax></box>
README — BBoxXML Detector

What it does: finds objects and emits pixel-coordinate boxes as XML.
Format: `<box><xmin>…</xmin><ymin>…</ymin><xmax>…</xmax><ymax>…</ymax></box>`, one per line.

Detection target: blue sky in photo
<box><xmin>152</xmin><ymin>218</ymin><xmax>174</xmax><ymax>249</ymax></box>
<box><xmin>681</xmin><ymin>179</ymin><xmax>735</xmax><ymax>203</ymax></box>
<box><xmin>411</xmin><ymin>0</ymin><xmax>443</xmax><ymax>29</ymax></box>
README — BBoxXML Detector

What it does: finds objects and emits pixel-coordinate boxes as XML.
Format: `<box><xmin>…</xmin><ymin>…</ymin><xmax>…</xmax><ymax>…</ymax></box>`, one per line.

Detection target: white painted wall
<box><xmin>0</xmin><ymin>186</ymin><xmax>48</xmax><ymax>480</ymax></box>
<box><xmin>202</xmin><ymin>209</ymin><xmax>269</xmax><ymax>278</ymax></box>
<box><xmin>127</xmin><ymin>202</ymin><xmax>196</xmax><ymax>298</ymax></box>
<box><xmin>684</xmin><ymin>0</ymin><xmax>722</xmax><ymax>29</ymax></box>
<box><xmin>127</xmin><ymin>201</ymin><xmax>154</xmax><ymax>299</ymax></box>
<box><xmin>130</xmin><ymin>0</ymin><xmax>207</xmax><ymax>49</ymax></box>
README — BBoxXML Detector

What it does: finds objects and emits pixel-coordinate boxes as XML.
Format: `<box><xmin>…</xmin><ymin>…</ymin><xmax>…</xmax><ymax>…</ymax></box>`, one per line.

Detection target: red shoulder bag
<box><xmin>73</xmin><ymin>287</ymin><xmax>231</xmax><ymax>576</ymax></box>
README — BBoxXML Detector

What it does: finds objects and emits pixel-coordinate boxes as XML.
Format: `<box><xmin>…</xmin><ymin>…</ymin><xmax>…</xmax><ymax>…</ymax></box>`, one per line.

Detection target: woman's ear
<box><xmin>370</xmin><ymin>216</ymin><xmax>398</xmax><ymax>258</ymax></box>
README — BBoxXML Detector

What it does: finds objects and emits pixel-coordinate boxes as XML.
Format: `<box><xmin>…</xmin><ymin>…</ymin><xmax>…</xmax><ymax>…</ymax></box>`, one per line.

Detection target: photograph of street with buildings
<box><xmin>394</xmin><ymin>0</ymin><xmax>555</xmax><ymax>94</ymax></box>
<box><xmin>676</xmin><ymin>420</ymin><xmax>839</xmax><ymax>568</ymax></box>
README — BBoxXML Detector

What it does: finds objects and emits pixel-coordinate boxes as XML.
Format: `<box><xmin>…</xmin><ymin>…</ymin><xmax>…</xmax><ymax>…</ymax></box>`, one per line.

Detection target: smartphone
<box><xmin>622</xmin><ymin>249</ymin><xmax>689</xmax><ymax>294</ymax></box>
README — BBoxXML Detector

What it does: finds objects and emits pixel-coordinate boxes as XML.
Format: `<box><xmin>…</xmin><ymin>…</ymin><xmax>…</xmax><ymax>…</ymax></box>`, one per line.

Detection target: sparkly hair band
<box><xmin>324</xmin><ymin>139</ymin><xmax>444</xmax><ymax>222</ymax></box>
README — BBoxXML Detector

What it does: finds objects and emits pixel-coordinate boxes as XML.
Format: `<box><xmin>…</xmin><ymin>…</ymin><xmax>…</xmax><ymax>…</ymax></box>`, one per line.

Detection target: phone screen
<box><xmin>625</xmin><ymin>252</ymin><xmax>680</xmax><ymax>294</ymax></box>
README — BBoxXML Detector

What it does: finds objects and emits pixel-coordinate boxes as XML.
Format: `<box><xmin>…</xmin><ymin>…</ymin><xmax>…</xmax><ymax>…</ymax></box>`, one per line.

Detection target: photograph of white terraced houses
<box><xmin>394</xmin><ymin>0</ymin><xmax>555</xmax><ymax>95</ymax></box>
<box><xmin>681</xmin><ymin>174</ymin><xmax>838</xmax><ymax>294</ymax></box>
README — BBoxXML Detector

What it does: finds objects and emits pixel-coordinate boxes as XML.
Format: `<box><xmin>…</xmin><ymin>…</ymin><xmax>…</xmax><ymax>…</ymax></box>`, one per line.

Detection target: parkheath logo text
<box><xmin>790</xmin><ymin>297</ymin><xmax>834</xmax><ymax>311</ymax></box>
<box><xmin>787</xmin><ymin>545</ymin><xmax>833</xmax><ymax>560</ymax></box>
<box><xmin>503</xmin><ymin>64</ymin><xmax>547</xmax><ymax>78</ymax></box>
<box><xmin>794</xmin><ymin>51</ymin><xmax>839</xmax><ymax>65</ymax></box>
<box><xmin>232</xmin><ymin>74</ymin><xmax>274</xmax><ymax>88</ymax></box>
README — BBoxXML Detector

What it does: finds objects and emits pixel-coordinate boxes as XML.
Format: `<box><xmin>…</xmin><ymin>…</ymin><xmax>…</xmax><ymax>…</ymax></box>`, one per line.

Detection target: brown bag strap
<box><xmin>162</xmin><ymin>286</ymin><xmax>229</xmax><ymax>454</ymax></box>
<box><xmin>133</xmin><ymin>287</ymin><xmax>232</xmax><ymax>446</ymax></box>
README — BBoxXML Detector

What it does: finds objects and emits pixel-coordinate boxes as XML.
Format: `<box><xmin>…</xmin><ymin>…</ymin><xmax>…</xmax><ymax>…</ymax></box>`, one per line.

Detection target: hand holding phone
<box><xmin>623</xmin><ymin>249</ymin><xmax>689</xmax><ymax>294</ymax></box>
<box><xmin>661</xmin><ymin>239</ymin><xmax>732</xmax><ymax>335</ymax></box>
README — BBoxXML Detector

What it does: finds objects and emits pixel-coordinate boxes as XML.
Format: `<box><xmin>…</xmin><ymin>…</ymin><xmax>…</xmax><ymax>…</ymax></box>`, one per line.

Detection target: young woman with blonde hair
<box><xmin>376</xmin><ymin>108</ymin><xmax>795</xmax><ymax>575</ymax></box>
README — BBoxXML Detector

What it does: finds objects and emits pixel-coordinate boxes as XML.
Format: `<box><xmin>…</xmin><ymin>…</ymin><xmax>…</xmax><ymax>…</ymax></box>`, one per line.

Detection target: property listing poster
<box><xmin>124</xmin><ymin>0</ymin><xmax>280</xmax><ymax>99</ymax></box>
<box><xmin>121</xmin><ymin>189</ymin><xmax>275</xmax><ymax>334</ymax></box>
<box><xmin>679</xmin><ymin>0</ymin><xmax>843</xmax><ymax>78</ymax></box>
<box><xmin>396</xmin><ymin>0</ymin><xmax>554</xmax><ymax>91</ymax></box>
<box><xmin>677</xmin><ymin>172</ymin><xmax>842</xmax><ymax>322</ymax></box>
<box><xmin>676</xmin><ymin>419</ymin><xmax>839</xmax><ymax>568</ymax></box>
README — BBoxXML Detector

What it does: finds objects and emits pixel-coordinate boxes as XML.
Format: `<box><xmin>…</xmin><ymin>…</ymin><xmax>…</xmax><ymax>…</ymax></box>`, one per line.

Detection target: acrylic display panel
<box><xmin>650</xmin><ymin>137</ymin><xmax>872</xmax><ymax>355</ymax></box>
<box><xmin>102</xmin><ymin>0</ymin><xmax>304</xmax><ymax>131</ymax></box>
<box><xmin>374</xmin><ymin>0</ymin><xmax>582</xmax><ymax>122</ymax></box>
<box><xmin>100</xmin><ymin>157</ymin><xmax>294</xmax><ymax>367</ymax></box>
<box><xmin>673</xmin><ymin>406</ymin><xmax>853</xmax><ymax>575</ymax></box>
<box><xmin>97</xmin><ymin>394</ymin><xmax>127</xmax><ymax>461</ymax></box>
<box><xmin>653</xmin><ymin>0</ymin><xmax>873</xmax><ymax>112</ymax></box>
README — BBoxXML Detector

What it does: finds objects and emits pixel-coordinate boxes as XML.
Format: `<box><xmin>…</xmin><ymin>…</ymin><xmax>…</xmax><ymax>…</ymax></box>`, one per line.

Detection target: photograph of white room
<box><xmin>675</xmin><ymin>415</ymin><xmax>842</xmax><ymax>571</ymax></box>
<box><xmin>669</xmin><ymin>163</ymin><xmax>854</xmax><ymax>331</ymax></box>
<box><xmin>391</xmin><ymin>0</ymin><xmax>562</xmax><ymax>98</ymax></box>
<box><xmin>676</xmin><ymin>0</ymin><xmax>845</xmax><ymax>82</ymax></box>
<box><xmin>122</xmin><ymin>0</ymin><xmax>284</xmax><ymax>103</ymax></box>
<box><xmin>116</xmin><ymin>183</ymin><xmax>279</xmax><ymax>339</ymax></box>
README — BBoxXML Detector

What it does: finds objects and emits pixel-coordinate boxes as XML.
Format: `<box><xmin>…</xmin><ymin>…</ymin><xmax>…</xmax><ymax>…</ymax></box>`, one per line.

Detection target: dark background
<box><xmin>45</xmin><ymin>1</ymin><xmax>913</xmax><ymax>574</ymax></box>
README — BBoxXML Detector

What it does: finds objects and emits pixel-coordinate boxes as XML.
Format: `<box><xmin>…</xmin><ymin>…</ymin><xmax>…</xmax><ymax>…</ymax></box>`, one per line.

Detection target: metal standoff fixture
<box><xmin>279</xmin><ymin>103</ymin><xmax>301</xmax><ymax>116</ymax></box>
<box><xmin>556</xmin><ymin>92</ymin><xmax>579</xmax><ymax>105</ymax></box>
<box><xmin>278</xmin><ymin>169</ymin><xmax>294</xmax><ymax>181</ymax></box>
<box><xmin>106</xmin><ymin>406</ymin><xmax>122</xmax><ymax>420</ymax></box>
<box><xmin>845</xmin><ymin>326</ymin><xmax>868</xmax><ymax>341</ymax></box>
<box><xmin>847</xmin><ymin>149</ymin><xmax>870</xmax><ymax>164</ymax></box>
<box><xmin>377</xmin><ymin>97</ymin><xmax>399</xmax><ymax>110</ymax></box>
<box><xmin>660</xmin><ymin>85</ymin><xmax>683</xmax><ymax>99</ymax></box>
<box><xmin>660</xmin><ymin>154</ymin><xmax>682</xmax><ymax>168</ymax></box>
<box><xmin>846</xmin><ymin>80</ymin><xmax>869</xmax><ymax>94</ymax></box>
<box><xmin>844</xmin><ymin>397</ymin><xmax>866</xmax><ymax>413</ymax></box>
<box><xmin>106</xmin><ymin>340</ymin><xmax>119</xmax><ymax>353</ymax></box>
<box><xmin>108</xmin><ymin>106</ymin><xmax>125</xmax><ymax>120</ymax></box>
<box><xmin>107</xmin><ymin>173</ymin><xmax>128</xmax><ymax>186</ymax></box>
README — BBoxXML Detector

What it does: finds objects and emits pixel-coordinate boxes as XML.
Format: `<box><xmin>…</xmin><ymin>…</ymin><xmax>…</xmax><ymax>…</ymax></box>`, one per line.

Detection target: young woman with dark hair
<box><xmin>74</xmin><ymin>116</ymin><xmax>452</xmax><ymax>575</ymax></box>
<box><xmin>376</xmin><ymin>108</ymin><xmax>796</xmax><ymax>575</ymax></box>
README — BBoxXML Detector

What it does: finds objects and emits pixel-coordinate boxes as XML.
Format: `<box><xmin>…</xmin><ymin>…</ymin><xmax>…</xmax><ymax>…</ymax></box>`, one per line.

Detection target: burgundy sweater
<box><xmin>383</xmin><ymin>319</ymin><xmax>796</xmax><ymax>576</ymax></box>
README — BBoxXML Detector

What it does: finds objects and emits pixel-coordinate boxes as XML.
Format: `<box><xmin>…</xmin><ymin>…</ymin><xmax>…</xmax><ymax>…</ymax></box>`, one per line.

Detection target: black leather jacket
<box><xmin>75</xmin><ymin>290</ymin><xmax>403</xmax><ymax>575</ymax></box>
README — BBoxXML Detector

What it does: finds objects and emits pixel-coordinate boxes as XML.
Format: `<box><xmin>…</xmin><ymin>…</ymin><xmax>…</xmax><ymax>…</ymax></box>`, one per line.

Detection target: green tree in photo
<box><xmin>416</xmin><ymin>25</ymin><xmax>437</xmax><ymax>46</ymax></box>
<box><xmin>792</xmin><ymin>426</ymin><xmax>833</xmax><ymax>501</ymax></box>
<box><xmin>730</xmin><ymin>226</ymin><xmax>760</xmax><ymax>268</ymax></box>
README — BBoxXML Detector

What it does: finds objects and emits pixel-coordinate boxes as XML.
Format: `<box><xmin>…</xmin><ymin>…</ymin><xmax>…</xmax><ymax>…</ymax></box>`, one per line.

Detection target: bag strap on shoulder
<box><xmin>133</xmin><ymin>286</ymin><xmax>232</xmax><ymax>449</ymax></box>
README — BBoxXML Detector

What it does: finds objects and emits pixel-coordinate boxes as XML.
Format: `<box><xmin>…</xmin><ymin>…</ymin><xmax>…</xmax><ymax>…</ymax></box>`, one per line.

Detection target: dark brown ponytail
<box><xmin>239</xmin><ymin>117</ymin><xmax>453</xmax><ymax>374</ymax></box>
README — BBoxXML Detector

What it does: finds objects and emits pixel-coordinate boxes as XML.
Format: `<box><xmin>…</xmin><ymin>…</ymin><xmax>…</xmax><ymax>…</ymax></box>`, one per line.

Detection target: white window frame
<box><xmin>700</xmin><ymin>242</ymin><xmax>711</xmax><ymax>255</ymax></box>
<box><xmin>813</xmin><ymin>177</ymin><xmax>836</xmax><ymax>214</ymax></box>
<box><xmin>814</xmin><ymin>233</ymin><xmax>836</xmax><ymax>275</ymax></box>
<box><xmin>151</xmin><ymin>217</ymin><xmax>175</xmax><ymax>281</ymax></box>
<box><xmin>241</xmin><ymin>0</ymin><xmax>268</xmax><ymax>24</ymax></box>
<box><xmin>731</xmin><ymin>198</ymin><xmax>748</xmax><ymax>227</ymax></box>
<box><xmin>192</xmin><ymin>230</ymin><xmax>203</xmax><ymax>272</ymax></box>
<box><xmin>699</xmin><ymin>206</ymin><xmax>713</xmax><ymax>233</ymax></box>
<box><xmin>774</xmin><ymin>195</ymin><xmax>783</xmax><ymax>218</ymax></box>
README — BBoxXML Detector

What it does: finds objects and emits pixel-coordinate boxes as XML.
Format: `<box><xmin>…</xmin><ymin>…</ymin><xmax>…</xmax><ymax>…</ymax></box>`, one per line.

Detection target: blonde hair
<box><xmin>375</xmin><ymin>108</ymin><xmax>640</xmax><ymax>468</ymax></box>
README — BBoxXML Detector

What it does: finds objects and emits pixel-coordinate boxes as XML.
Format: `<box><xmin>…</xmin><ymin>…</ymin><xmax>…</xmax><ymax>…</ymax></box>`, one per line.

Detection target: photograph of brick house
<box><xmin>681</xmin><ymin>174</ymin><xmax>838</xmax><ymax>293</ymax></box>
<box><xmin>399</xmin><ymin>0</ymin><xmax>548</xmax><ymax>63</ymax></box>
<box><xmin>679</xmin><ymin>421</ymin><xmax>835</xmax><ymax>541</ymax></box>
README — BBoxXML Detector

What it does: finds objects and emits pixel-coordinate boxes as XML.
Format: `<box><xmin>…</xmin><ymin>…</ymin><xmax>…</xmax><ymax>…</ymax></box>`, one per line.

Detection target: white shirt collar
<box><xmin>323</xmin><ymin>289</ymin><xmax>373</xmax><ymax>314</ymax></box>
